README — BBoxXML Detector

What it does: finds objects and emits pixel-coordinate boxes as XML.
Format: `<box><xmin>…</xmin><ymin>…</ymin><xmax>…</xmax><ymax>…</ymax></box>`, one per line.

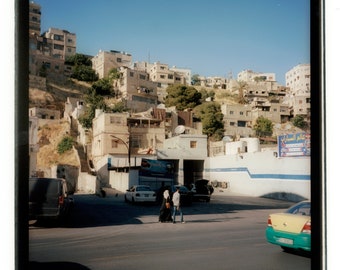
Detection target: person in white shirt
<box><xmin>172</xmin><ymin>186</ymin><xmax>185</xmax><ymax>223</ymax></box>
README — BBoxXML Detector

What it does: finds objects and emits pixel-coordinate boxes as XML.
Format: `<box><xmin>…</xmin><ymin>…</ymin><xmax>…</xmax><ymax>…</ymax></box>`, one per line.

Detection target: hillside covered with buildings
<box><xmin>28</xmin><ymin>2</ymin><xmax>310</xmax><ymax>199</ymax></box>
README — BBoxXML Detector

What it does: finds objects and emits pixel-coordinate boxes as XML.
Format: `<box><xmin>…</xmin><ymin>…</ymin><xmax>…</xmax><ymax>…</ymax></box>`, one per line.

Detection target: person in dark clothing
<box><xmin>158</xmin><ymin>189</ymin><xmax>173</xmax><ymax>222</ymax></box>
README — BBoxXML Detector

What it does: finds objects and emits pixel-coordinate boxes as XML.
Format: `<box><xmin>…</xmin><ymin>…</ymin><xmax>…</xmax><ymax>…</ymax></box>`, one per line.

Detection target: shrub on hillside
<box><xmin>57</xmin><ymin>136</ymin><xmax>74</xmax><ymax>154</ymax></box>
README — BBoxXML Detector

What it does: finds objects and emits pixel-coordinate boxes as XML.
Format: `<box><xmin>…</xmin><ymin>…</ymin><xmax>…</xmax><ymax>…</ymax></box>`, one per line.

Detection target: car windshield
<box><xmin>136</xmin><ymin>186</ymin><xmax>151</xmax><ymax>192</ymax></box>
<box><xmin>286</xmin><ymin>202</ymin><xmax>310</xmax><ymax>216</ymax></box>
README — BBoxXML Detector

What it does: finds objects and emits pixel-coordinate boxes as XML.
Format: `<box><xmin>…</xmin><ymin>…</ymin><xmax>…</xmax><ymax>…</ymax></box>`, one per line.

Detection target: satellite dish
<box><xmin>174</xmin><ymin>125</ymin><xmax>186</xmax><ymax>135</ymax></box>
<box><xmin>222</xmin><ymin>136</ymin><xmax>232</xmax><ymax>142</ymax></box>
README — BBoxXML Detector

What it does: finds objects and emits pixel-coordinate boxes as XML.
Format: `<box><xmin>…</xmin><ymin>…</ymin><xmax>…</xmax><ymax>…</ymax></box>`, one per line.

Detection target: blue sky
<box><xmin>35</xmin><ymin>0</ymin><xmax>310</xmax><ymax>85</ymax></box>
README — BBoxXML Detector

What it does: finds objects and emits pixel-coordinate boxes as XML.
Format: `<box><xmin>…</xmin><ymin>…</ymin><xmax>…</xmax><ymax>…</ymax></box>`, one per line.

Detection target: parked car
<box><xmin>29</xmin><ymin>177</ymin><xmax>74</xmax><ymax>221</ymax></box>
<box><xmin>266</xmin><ymin>201</ymin><xmax>311</xmax><ymax>252</ymax></box>
<box><xmin>190</xmin><ymin>179</ymin><xmax>214</xmax><ymax>202</ymax></box>
<box><xmin>169</xmin><ymin>185</ymin><xmax>193</xmax><ymax>206</ymax></box>
<box><xmin>125</xmin><ymin>185</ymin><xmax>157</xmax><ymax>203</ymax></box>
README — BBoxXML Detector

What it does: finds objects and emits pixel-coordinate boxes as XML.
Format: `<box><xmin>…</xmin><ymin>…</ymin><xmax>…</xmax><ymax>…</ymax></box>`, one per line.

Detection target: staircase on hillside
<box><xmin>70</xmin><ymin>117</ymin><xmax>93</xmax><ymax>174</ymax></box>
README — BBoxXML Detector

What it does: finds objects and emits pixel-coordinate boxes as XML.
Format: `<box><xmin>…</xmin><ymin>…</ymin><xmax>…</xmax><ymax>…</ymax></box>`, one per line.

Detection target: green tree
<box><xmin>111</xmin><ymin>101</ymin><xmax>128</xmax><ymax>113</ymax></box>
<box><xmin>91</xmin><ymin>78</ymin><xmax>113</xmax><ymax>96</ymax></box>
<box><xmin>200</xmin><ymin>88</ymin><xmax>215</xmax><ymax>102</ymax></box>
<box><xmin>194</xmin><ymin>102</ymin><xmax>224</xmax><ymax>141</ymax></box>
<box><xmin>71</xmin><ymin>65</ymin><xmax>98</xmax><ymax>82</ymax></box>
<box><xmin>292</xmin><ymin>115</ymin><xmax>309</xmax><ymax>130</ymax></box>
<box><xmin>191</xmin><ymin>74</ymin><xmax>200</xmax><ymax>85</ymax></box>
<box><xmin>79</xmin><ymin>89</ymin><xmax>107</xmax><ymax>129</ymax></box>
<box><xmin>164</xmin><ymin>84</ymin><xmax>202</xmax><ymax>111</ymax></box>
<box><xmin>66</xmin><ymin>53</ymin><xmax>98</xmax><ymax>82</ymax></box>
<box><xmin>253</xmin><ymin>116</ymin><xmax>273</xmax><ymax>137</ymax></box>
<box><xmin>57</xmin><ymin>136</ymin><xmax>74</xmax><ymax>154</ymax></box>
<box><xmin>108</xmin><ymin>68</ymin><xmax>121</xmax><ymax>82</ymax></box>
<box><xmin>65</xmin><ymin>54</ymin><xmax>92</xmax><ymax>66</ymax></box>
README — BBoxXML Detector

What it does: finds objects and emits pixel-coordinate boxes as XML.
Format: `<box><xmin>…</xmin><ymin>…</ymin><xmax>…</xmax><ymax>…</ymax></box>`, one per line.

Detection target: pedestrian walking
<box><xmin>159</xmin><ymin>189</ymin><xmax>173</xmax><ymax>223</ymax></box>
<box><xmin>172</xmin><ymin>186</ymin><xmax>185</xmax><ymax>223</ymax></box>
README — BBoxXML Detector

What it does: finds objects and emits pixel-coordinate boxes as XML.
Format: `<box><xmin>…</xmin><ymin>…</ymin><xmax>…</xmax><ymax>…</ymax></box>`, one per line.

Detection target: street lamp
<box><xmin>110</xmin><ymin>134</ymin><xmax>130</xmax><ymax>169</ymax></box>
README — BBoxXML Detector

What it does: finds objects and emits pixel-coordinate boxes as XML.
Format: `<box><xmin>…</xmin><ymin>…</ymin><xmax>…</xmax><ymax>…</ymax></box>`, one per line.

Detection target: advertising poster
<box><xmin>278</xmin><ymin>133</ymin><xmax>310</xmax><ymax>157</ymax></box>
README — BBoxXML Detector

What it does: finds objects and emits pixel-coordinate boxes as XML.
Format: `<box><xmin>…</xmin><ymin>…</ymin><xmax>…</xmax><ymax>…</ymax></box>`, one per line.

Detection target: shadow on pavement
<box><xmin>29</xmin><ymin>190</ymin><xmax>295</xmax><ymax>229</ymax></box>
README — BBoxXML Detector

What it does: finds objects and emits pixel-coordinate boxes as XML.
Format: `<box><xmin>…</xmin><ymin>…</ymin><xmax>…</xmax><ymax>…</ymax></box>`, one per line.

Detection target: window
<box><xmin>139</xmin><ymin>74</ymin><xmax>146</xmax><ymax>80</ymax></box>
<box><xmin>111</xmin><ymin>140</ymin><xmax>118</xmax><ymax>148</ymax></box>
<box><xmin>130</xmin><ymin>72</ymin><xmax>134</xmax><ymax>77</ymax></box>
<box><xmin>160</xmin><ymin>75</ymin><xmax>165</xmax><ymax>79</ymax></box>
<box><xmin>117</xmin><ymin>58</ymin><xmax>122</xmax><ymax>62</ymax></box>
<box><xmin>190</xmin><ymin>141</ymin><xmax>197</xmax><ymax>148</ymax></box>
<box><xmin>110</xmin><ymin>116</ymin><xmax>122</xmax><ymax>124</ymax></box>
<box><xmin>54</xmin><ymin>44</ymin><xmax>64</xmax><ymax>50</ymax></box>
<box><xmin>53</xmin><ymin>34</ymin><xmax>64</xmax><ymax>41</ymax></box>
<box><xmin>168</xmin><ymin>74</ymin><xmax>173</xmax><ymax>79</ymax></box>
<box><xmin>240</xmin><ymin>111</ymin><xmax>244</xmax><ymax>115</ymax></box>
<box><xmin>230</xmin><ymin>111</ymin><xmax>234</xmax><ymax>115</ymax></box>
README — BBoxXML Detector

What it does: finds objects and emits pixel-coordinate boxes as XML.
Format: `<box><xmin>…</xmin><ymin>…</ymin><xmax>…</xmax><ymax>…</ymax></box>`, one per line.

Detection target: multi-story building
<box><xmin>285</xmin><ymin>63</ymin><xmax>310</xmax><ymax>94</ymax></box>
<box><xmin>169</xmin><ymin>66</ymin><xmax>192</xmax><ymax>87</ymax></box>
<box><xmin>29</xmin><ymin>1</ymin><xmax>41</xmax><ymax>36</ymax></box>
<box><xmin>199</xmin><ymin>76</ymin><xmax>228</xmax><ymax>89</ymax></box>
<box><xmin>114</xmin><ymin>67</ymin><xmax>158</xmax><ymax>112</ymax></box>
<box><xmin>221</xmin><ymin>104</ymin><xmax>254</xmax><ymax>138</ymax></box>
<box><xmin>92</xmin><ymin>50</ymin><xmax>132</xmax><ymax>79</ymax></box>
<box><xmin>133</xmin><ymin>61</ymin><xmax>191</xmax><ymax>102</ymax></box>
<box><xmin>91</xmin><ymin>110</ymin><xmax>166</xmax><ymax>185</ymax></box>
<box><xmin>237</xmin><ymin>69</ymin><xmax>276</xmax><ymax>82</ymax></box>
<box><xmin>29</xmin><ymin>2</ymin><xmax>77</xmax><ymax>78</ymax></box>
<box><xmin>42</xmin><ymin>28</ymin><xmax>77</xmax><ymax>59</ymax></box>
<box><xmin>285</xmin><ymin>64</ymin><xmax>311</xmax><ymax>120</ymax></box>
<box><xmin>149</xmin><ymin>62</ymin><xmax>186</xmax><ymax>86</ymax></box>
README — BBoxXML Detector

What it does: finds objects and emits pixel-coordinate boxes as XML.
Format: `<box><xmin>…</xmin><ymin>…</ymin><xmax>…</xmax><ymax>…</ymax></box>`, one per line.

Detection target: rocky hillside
<box><xmin>30</xmin><ymin>77</ymin><xmax>89</xmax><ymax>170</ymax></box>
<box><xmin>36</xmin><ymin>121</ymin><xmax>79</xmax><ymax>170</ymax></box>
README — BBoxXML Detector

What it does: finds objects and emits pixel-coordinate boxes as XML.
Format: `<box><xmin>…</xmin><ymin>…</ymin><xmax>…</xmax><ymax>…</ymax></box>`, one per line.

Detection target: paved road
<box><xmin>29</xmin><ymin>190</ymin><xmax>311</xmax><ymax>270</ymax></box>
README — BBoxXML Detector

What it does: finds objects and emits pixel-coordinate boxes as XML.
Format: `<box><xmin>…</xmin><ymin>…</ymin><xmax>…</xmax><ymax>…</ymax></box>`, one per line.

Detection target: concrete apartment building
<box><xmin>90</xmin><ymin>110</ymin><xmax>166</xmax><ymax>185</ymax></box>
<box><xmin>29</xmin><ymin>2</ymin><xmax>77</xmax><ymax>78</ymax></box>
<box><xmin>29</xmin><ymin>1</ymin><xmax>41</xmax><ymax>36</ymax></box>
<box><xmin>285</xmin><ymin>64</ymin><xmax>311</xmax><ymax>119</ymax></box>
<box><xmin>91</xmin><ymin>50</ymin><xmax>132</xmax><ymax>79</ymax></box>
<box><xmin>285</xmin><ymin>64</ymin><xmax>310</xmax><ymax>94</ymax></box>
<box><xmin>237</xmin><ymin>69</ymin><xmax>276</xmax><ymax>82</ymax></box>
<box><xmin>199</xmin><ymin>76</ymin><xmax>228</xmax><ymax>89</ymax></box>
<box><xmin>114</xmin><ymin>67</ymin><xmax>158</xmax><ymax>112</ymax></box>
<box><xmin>157</xmin><ymin>134</ymin><xmax>208</xmax><ymax>185</ymax></box>
<box><xmin>42</xmin><ymin>28</ymin><xmax>77</xmax><ymax>59</ymax></box>
<box><xmin>221</xmin><ymin>104</ymin><xmax>254</xmax><ymax>138</ymax></box>
<box><xmin>134</xmin><ymin>61</ymin><xmax>191</xmax><ymax>102</ymax></box>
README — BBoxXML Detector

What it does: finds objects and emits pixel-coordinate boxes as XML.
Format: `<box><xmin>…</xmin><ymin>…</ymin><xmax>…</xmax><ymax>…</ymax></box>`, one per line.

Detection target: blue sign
<box><xmin>278</xmin><ymin>133</ymin><xmax>310</xmax><ymax>157</ymax></box>
<box><xmin>139</xmin><ymin>159</ymin><xmax>174</xmax><ymax>177</ymax></box>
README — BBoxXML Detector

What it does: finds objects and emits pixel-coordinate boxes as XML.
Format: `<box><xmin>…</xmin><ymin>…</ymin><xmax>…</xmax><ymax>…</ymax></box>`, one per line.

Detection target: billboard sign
<box><xmin>278</xmin><ymin>133</ymin><xmax>310</xmax><ymax>157</ymax></box>
<box><xmin>139</xmin><ymin>159</ymin><xmax>174</xmax><ymax>178</ymax></box>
